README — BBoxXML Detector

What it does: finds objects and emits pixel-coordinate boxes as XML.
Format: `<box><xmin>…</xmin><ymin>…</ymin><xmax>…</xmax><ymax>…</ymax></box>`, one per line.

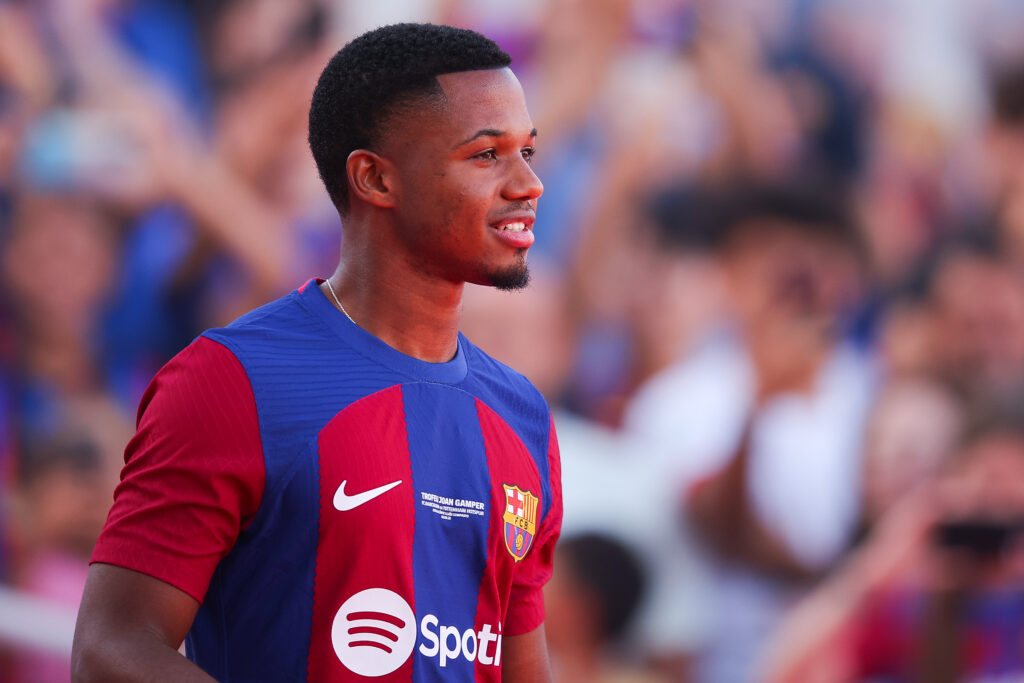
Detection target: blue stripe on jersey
<box><xmin>459</xmin><ymin>343</ymin><xmax>553</xmax><ymax>522</ymax></box>
<box><xmin>403</xmin><ymin>383</ymin><xmax>492</xmax><ymax>681</ymax></box>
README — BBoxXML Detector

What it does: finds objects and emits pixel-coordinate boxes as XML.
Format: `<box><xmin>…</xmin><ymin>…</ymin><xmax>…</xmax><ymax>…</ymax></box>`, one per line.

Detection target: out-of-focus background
<box><xmin>4</xmin><ymin>0</ymin><xmax>1024</xmax><ymax>681</ymax></box>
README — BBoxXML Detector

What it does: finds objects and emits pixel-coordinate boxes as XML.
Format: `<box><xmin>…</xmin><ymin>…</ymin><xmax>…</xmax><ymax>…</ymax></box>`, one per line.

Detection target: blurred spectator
<box><xmin>857</xmin><ymin>377</ymin><xmax>965</xmax><ymax>540</ymax></box>
<box><xmin>14</xmin><ymin>0</ymin><xmax>333</xmax><ymax>408</ymax></box>
<box><xmin>757</xmin><ymin>375</ymin><xmax>965</xmax><ymax>681</ymax></box>
<box><xmin>925</xmin><ymin>235</ymin><xmax>1024</xmax><ymax>404</ymax></box>
<box><xmin>623</xmin><ymin>179</ymin><xmax>877</xmax><ymax>682</ymax></box>
<box><xmin>622</xmin><ymin>185</ymin><xmax>728</xmax><ymax>409</ymax></box>
<box><xmin>546</xmin><ymin>533</ymin><xmax>667</xmax><ymax>683</ymax></box>
<box><xmin>202</xmin><ymin>0</ymin><xmax>336</xmax><ymax>251</ymax></box>
<box><xmin>1</xmin><ymin>194</ymin><xmax>119</xmax><ymax>425</ymax></box>
<box><xmin>763</xmin><ymin>403</ymin><xmax>1024</xmax><ymax>683</ymax></box>
<box><xmin>4</xmin><ymin>395</ymin><xmax>128</xmax><ymax>682</ymax></box>
<box><xmin>982</xmin><ymin>60</ymin><xmax>1024</xmax><ymax>273</ymax></box>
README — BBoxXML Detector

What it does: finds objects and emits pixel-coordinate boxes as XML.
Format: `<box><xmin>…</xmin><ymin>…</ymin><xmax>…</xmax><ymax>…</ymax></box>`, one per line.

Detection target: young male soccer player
<box><xmin>72</xmin><ymin>23</ymin><xmax>561</xmax><ymax>682</ymax></box>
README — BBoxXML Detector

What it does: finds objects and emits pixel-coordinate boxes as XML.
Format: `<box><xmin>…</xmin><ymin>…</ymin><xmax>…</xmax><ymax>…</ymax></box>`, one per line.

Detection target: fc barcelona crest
<box><xmin>502</xmin><ymin>484</ymin><xmax>539</xmax><ymax>562</ymax></box>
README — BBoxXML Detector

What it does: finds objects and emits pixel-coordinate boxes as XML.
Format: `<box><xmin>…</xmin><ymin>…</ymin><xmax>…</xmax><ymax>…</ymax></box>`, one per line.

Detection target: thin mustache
<box><xmin>499</xmin><ymin>201</ymin><xmax>535</xmax><ymax>215</ymax></box>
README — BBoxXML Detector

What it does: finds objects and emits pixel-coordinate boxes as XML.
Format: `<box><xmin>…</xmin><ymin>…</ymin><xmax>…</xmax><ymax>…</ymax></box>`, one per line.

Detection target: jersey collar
<box><xmin>297</xmin><ymin>278</ymin><xmax>469</xmax><ymax>385</ymax></box>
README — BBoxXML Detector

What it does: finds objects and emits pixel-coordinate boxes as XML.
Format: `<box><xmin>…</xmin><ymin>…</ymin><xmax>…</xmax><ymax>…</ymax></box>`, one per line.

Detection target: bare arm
<box><xmin>501</xmin><ymin>624</ymin><xmax>553</xmax><ymax>683</ymax></box>
<box><xmin>688</xmin><ymin>292</ymin><xmax>839</xmax><ymax>579</ymax></box>
<box><xmin>760</xmin><ymin>488</ymin><xmax>936</xmax><ymax>683</ymax></box>
<box><xmin>72</xmin><ymin>563</ymin><xmax>213</xmax><ymax>683</ymax></box>
<box><xmin>162</xmin><ymin>148</ymin><xmax>294</xmax><ymax>295</ymax></box>
<box><xmin>687</xmin><ymin>425</ymin><xmax>814</xmax><ymax>580</ymax></box>
<box><xmin>0</xmin><ymin>4</ymin><xmax>57</xmax><ymax>110</ymax></box>
<box><xmin>43</xmin><ymin>0</ymin><xmax>294</xmax><ymax>297</ymax></box>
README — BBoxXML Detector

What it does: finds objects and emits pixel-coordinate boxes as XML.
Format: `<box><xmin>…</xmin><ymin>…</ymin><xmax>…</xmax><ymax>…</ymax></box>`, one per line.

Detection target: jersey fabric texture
<box><xmin>91</xmin><ymin>279</ymin><xmax>563</xmax><ymax>681</ymax></box>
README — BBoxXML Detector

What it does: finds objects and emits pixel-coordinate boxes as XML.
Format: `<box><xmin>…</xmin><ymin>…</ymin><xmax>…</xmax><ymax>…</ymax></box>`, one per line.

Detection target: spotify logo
<box><xmin>331</xmin><ymin>588</ymin><xmax>416</xmax><ymax>677</ymax></box>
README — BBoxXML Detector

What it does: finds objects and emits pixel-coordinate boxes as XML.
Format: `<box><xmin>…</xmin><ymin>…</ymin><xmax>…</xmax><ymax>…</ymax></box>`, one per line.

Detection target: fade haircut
<box><xmin>308</xmin><ymin>23</ymin><xmax>511</xmax><ymax>214</ymax></box>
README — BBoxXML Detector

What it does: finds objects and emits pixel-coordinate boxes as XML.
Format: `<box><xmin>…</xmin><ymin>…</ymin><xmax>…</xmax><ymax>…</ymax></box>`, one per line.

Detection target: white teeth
<box><xmin>500</xmin><ymin>222</ymin><xmax>526</xmax><ymax>232</ymax></box>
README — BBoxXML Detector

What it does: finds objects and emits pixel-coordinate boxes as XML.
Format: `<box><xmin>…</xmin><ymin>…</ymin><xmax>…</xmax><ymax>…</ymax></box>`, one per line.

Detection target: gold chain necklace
<box><xmin>324</xmin><ymin>278</ymin><xmax>357</xmax><ymax>326</ymax></box>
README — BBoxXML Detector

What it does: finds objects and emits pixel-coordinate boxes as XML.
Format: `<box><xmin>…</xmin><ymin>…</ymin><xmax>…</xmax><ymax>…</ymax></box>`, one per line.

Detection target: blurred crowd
<box><xmin>4</xmin><ymin>0</ymin><xmax>1024</xmax><ymax>681</ymax></box>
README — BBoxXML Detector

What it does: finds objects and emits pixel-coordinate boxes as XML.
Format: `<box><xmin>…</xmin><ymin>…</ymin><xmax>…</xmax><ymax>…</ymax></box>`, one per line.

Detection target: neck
<box><xmin>323</xmin><ymin>229</ymin><xmax>463</xmax><ymax>363</ymax></box>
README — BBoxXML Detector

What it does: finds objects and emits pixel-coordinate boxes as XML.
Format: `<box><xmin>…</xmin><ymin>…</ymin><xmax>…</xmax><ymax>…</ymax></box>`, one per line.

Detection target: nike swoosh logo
<box><xmin>333</xmin><ymin>479</ymin><xmax>403</xmax><ymax>511</ymax></box>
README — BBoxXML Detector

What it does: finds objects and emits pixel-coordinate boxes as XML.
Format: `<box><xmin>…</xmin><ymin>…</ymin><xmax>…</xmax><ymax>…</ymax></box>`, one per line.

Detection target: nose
<box><xmin>502</xmin><ymin>155</ymin><xmax>543</xmax><ymax>202</ymax></box>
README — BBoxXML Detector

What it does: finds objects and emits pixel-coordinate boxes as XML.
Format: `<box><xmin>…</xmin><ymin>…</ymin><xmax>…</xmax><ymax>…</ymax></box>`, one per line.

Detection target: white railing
<box><xmin>0</xmin><ymin>585</ymin><xmax>76</xmax><ymax>656</ymax></box>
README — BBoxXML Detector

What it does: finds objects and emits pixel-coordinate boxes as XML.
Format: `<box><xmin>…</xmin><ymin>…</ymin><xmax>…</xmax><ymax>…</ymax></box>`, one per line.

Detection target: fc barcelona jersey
<box><xmin>92</xmin><ymin>279</ymin><xmax>563</xmax><ymax>681</ymax></box>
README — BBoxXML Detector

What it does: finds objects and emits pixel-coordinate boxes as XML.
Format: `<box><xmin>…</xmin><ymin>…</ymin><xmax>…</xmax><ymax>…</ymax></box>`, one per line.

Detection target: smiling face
<box><xmin>377</xmin><ymin>68</ymin><xmax>543</xmax><ymax>290</ymax></box>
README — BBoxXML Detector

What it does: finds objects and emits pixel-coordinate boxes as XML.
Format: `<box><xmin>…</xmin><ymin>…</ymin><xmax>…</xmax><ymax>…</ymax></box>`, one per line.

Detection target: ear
<box><xmin>346</xmin><ymin>149</ymin><xmax>396</xmax><ymax>209</ymax></box>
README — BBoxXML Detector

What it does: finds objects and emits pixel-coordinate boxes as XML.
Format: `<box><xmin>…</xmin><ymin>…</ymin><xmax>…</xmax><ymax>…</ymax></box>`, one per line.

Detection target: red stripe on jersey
<box><xmin>473</xmin><ymin>399</ymin><xmax>558</xmax><ymax>679</ymax></box>
<box><xmin>308</xmin><ymin>385</ymin><xmax>417</xmax><ymax>681</ymax></box>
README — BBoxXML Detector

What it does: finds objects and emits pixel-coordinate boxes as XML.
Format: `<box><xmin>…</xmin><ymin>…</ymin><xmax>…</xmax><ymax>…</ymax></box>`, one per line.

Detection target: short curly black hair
<box><xmin>308</xmin><ymin>23</ymin><xmax>511</xmax><ymax>214</ymax></box>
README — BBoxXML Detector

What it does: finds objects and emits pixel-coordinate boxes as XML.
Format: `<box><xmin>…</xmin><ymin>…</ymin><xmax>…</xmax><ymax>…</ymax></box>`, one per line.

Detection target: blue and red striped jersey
<box><xmin>92</xmin><ymin>279</ymin><xmax>563</xmax><ymax>681</ymax></box>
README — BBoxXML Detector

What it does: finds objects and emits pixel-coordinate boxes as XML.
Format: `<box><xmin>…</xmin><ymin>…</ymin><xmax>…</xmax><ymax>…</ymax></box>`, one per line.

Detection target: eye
<box><xmin>521</xmin><ymin>147</ymin><xmax>536</xmax><ymax>163</ymax></box>
<box><xmin>474</xmin><ymin>149</ymin><xmax>498</xmax><ymax>161</ymax></box>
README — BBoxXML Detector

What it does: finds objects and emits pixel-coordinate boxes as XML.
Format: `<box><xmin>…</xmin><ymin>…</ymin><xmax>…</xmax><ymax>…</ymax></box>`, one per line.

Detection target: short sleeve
<box><xmin>505</xmin><ymin>414</ymin><xmax>563</xmax><ymax>635</ymax></box>
<box><xmin>91</xmin><ymin>336</ymin><xmax>265</xmax><ymax>603</ymax></box>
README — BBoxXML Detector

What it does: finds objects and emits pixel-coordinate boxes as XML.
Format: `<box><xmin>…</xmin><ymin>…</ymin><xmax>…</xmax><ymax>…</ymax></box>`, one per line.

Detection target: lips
<box><xmin>490</xmin><ymin>216</ymin><xmax>535</xmax><ymax>248</ymax></box>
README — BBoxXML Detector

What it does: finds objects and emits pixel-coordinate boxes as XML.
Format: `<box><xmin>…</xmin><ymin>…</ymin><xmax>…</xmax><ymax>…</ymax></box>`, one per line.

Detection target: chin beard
<box><xmin>488</xmin><ymin>254</ymin><xmax>530</xmax><ymax>291</ymax></box>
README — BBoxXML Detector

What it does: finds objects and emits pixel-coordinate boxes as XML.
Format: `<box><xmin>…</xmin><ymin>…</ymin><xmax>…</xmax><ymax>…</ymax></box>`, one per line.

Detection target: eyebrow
<box><xmin>455</xmin><ymin>127</ymin><xmax>538</xmax><ymax>149</ymax></box>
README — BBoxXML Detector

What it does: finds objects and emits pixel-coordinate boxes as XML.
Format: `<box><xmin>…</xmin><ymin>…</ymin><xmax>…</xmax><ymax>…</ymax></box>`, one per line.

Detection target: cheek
<box><xmin>443</xmin><ymin>175</ymin><xmax>489</xmax><ymax>210</ymax></box>
<box><xmin>394</xmin><ymin>162</ymin><xmax>495</xmax><ymax>246</ymax></box>
<box><xmin>406</xmin><ymin>170</ymin><xmax>469</xmax><ymax>215</ymax></box>
<box><xmin>431</xmin><ymin>185</ymin><xmax>489</xmax><ymax>231</ymax></box>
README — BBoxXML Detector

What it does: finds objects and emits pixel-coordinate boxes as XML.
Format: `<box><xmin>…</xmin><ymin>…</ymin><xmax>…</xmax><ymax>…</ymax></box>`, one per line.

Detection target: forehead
<box><xmin>425</xmin><ymin>68</ymin><xmax>533</xmax><ymax>139</ymax></box>
<box><xmin>376</xmin><ymin>68</ymin><xmax>532</xmax><ymax>161</ymax></box>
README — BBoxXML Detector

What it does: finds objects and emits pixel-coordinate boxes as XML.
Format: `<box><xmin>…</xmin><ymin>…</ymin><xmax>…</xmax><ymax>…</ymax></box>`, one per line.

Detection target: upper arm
<box><xmin>501</xmin><ymin>624</ymin><xmax>552</xmax><ymax>683</ymax></box>
<box><xmin>77</xmin><ymin>563</ymin><xmax>199</xmax><ymax>650</ymax></box>
<box><xmin>72</xmin><ymin>563</ymin><xmax>214</xmax><ymax>682</ymax></box>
